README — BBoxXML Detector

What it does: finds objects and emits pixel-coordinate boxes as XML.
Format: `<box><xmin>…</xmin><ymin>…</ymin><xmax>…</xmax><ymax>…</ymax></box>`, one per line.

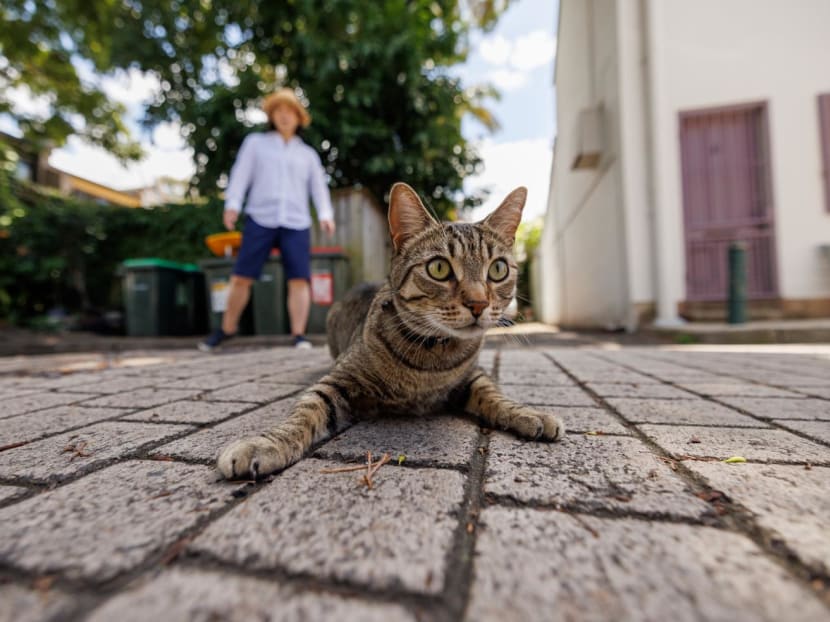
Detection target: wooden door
<box><xmin>679</xmin><ymin>104</ymin><xmax>778</xmax><ymax>301</ymax></box>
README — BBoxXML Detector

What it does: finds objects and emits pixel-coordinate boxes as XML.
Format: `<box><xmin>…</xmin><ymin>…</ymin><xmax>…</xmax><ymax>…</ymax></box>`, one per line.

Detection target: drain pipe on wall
<box><xmin>644</xmin><ymin>0</ymin><xmax>685</xmax><ymax>327</ymax></box>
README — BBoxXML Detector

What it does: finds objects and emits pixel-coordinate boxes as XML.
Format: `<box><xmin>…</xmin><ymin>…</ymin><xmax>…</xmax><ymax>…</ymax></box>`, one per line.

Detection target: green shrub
<box><xmin>0</xmin><ymin>176</ymin><xmax>223</xmax><ymax>324</ymax></box>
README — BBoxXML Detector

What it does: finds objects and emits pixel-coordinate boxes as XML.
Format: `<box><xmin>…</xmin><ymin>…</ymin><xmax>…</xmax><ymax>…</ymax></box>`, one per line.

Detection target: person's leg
<box><xmin>201</xmin><ymin>217</ymin><xmax>277</xmax><ymax>351</ymax></box>
<box><xmin>222</xmin><ymin>275</ymin><xmax>254</xmax><ymax>334</ymax></box>
<box><xmin>287</xmin><ymin>278</ymin><xmax>310</xmax><ymax>336</ymax></box>
<box><xmin>276</xmin><ymin>227</ymin><xmax>312</xmax><ymax>341</ymax></box>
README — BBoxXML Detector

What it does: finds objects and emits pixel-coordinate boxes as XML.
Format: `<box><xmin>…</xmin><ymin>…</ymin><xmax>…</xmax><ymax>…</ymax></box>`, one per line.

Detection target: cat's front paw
<box><xmin>216</xmin><ymin>436</ymin><xmax>292</xmax><ymax>480</ymax></box>
<box><xmin>512</xmin><ymin>408</ymin><xmax>565</xmax><ymax>442</ymax></box>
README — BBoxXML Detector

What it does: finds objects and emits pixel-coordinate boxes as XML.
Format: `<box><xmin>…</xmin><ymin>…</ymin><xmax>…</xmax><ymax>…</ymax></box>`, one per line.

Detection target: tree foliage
<box><xmin>0</xmin><ymin>0</ymin><xmax>142</xmax><ymax>159</ymax></box>
<box><xmin>1</xmin><ymin>0</ymin><xmax>509</xmax><ymax>217</ymax></box>
<box><xmin>0</xmin><ymin>171</ymin><xmax>221</xmax><ymax>323</ymax></box>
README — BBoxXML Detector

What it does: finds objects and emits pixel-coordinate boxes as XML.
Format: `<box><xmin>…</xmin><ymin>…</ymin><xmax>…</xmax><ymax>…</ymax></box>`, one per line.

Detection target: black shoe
<box><xmin>292</xmin><ymin>335</ymin><xmax>312</xmax><ymax>350</ymax></box>
<box><xmin>198</xmin><ymin>329</ymin><xmax>235</xmax><ymax>352</ymax></box>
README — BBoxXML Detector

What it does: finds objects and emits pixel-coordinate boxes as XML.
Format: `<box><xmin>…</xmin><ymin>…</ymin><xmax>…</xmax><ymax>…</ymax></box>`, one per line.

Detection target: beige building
<box><xmin>4</xmin><ymin>132</ymin><xmax>188</xmax><ymax>208</ymax></box>
<box><xmin>535</xmin><ymin>0</ymin><xmax>830</xmax><ymax>329</ymax></box>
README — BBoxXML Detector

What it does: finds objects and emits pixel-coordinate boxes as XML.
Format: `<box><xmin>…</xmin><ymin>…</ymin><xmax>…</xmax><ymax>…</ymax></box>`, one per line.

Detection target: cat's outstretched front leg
<box><xmin>217</xmin><ymin>378</ymin><xmax>351</xmax><ymax>480</ymax></box>
<box><xmin>463</xmin><ymin>371</ymin><xmax>564</xmax><ymax>441</ymax></box>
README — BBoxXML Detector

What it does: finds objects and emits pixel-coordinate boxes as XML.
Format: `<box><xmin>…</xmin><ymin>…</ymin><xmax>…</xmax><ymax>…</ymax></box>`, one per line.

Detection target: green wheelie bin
<box><xmin>307</xmin><ymin>247</ymin><xmax>350</xmax><ymax>334</ymax></box>
<box><xmin>122</xmin><ymin>258</ymin><xmax>207</xmax><ymax>336</ymax></box>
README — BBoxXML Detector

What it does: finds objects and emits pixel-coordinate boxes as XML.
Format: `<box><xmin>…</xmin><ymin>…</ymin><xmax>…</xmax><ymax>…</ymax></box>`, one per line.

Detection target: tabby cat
<box><xmin>217</xmin><ymin>183</ymin><xmax>564</xmax><ymax>480</ymax></box>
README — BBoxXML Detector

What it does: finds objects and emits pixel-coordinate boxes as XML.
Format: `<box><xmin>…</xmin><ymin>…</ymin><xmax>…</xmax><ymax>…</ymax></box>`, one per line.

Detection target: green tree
<box><xmin>0</xmin><ymin>0</ymin><xmax>141</xmax><ymax>159</ymax></box>
<box><xmin>2</xmin><ymin>0</ymin><xmax>508</xmax><ymax>217</ymax></box>
<box><xmin>514</xmin><ymin>217</ymin><xmax>543</xmax><ymax>314</ymax></box>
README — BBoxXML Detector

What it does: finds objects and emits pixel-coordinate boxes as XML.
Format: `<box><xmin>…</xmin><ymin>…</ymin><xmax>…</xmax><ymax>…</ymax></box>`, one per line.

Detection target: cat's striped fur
<box><xmin>217</xmin><ymin>183</ymin><xmax>563</xmax><ymax>480</ymax></box>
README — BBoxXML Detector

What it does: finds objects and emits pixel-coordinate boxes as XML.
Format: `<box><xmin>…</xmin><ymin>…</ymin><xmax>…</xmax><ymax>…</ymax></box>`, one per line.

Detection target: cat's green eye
<box><xmin>488</xmin><ymin>259</ymin><xmax>509</xmax><ymax>282</ymax></box>
<box><xmin>426</xmin><ymin>257</ymin><xmax>453</xmax><ymax>281</ymax></box>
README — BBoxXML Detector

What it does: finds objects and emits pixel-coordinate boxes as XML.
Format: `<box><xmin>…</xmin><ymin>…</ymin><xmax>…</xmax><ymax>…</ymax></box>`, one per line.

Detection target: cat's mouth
<box><xmin>451</xmin><ymin>321</ymin><xmax>488</xmax><ymax>335</ymax></box>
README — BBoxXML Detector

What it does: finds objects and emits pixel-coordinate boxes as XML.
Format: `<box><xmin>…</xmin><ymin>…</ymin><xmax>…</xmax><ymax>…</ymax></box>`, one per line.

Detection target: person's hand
<box><xmin>223</xmin><ymin>210</ymin><xmax>239</xmax><ymax>231</ymax></box>
<box><xmin>320</xmin><ymin>219</ymin><xmax>336</xmax><ymax>238</ymax></box>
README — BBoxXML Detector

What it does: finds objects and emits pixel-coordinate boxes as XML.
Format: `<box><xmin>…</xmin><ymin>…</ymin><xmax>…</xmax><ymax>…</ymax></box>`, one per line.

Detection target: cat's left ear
<box><xmin>388</xmin><ymin>182</ymin><xmax>439</xmax><ymax>252</ymax></box>
<box><xmin>482</xmin><ymin>186</ymin><xmax>526</xmax><ymax>243</ymax></box>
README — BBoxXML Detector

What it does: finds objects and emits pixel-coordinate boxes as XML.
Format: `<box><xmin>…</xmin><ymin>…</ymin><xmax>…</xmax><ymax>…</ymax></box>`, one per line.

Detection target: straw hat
<box><xmin>262</xmin><ymin>88</ymin><xmax>311</xmax><ymax>127</ymax></box>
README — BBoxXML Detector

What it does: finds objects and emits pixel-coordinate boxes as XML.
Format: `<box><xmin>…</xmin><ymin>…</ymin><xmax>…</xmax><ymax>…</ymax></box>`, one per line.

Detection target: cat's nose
<box><xmin>464</xmin><ymin>300</ymin><xmax>489</xmax><ymax>318</ymax></box>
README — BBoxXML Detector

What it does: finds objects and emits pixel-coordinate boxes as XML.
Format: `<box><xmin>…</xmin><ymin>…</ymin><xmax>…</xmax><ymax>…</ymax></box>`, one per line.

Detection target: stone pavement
<box><xmin>0</xmin><ymin>345</ymin><xmax>829</xmax><ymax>621</ymax></box>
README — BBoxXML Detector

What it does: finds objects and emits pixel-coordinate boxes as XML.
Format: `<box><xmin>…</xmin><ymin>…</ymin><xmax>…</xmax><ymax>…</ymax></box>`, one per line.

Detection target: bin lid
<box><xmin>311</xmin><ymin>245</ymin><xmax>346</xmax><ymax>257</ymax></box>
<box><xmin>123</xmin><ymin>258</ymin><xmax>200</xmax><ymax>272</ymax></box>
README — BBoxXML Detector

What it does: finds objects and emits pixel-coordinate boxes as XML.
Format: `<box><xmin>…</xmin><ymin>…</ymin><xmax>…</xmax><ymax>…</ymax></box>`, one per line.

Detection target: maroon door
<box><xmin>679</xmin><ymin>104</ymin><xmax>778</xmax><ymax>301</ymax></box>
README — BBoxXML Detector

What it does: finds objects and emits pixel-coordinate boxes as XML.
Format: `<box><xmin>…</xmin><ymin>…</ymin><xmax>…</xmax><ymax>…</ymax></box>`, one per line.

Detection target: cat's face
<box><xmin>387</xmin><ymin>184</ymin><xmax>526</xmax><ymax>339</ymax></box>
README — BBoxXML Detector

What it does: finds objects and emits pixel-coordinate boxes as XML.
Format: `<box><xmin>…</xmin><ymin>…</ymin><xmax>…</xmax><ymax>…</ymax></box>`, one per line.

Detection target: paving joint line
<box><xmin>433</xmin><ymin>346</ymin><xmax>502</xmax><ymax>622</ymax></box>
<box><xmin>171</xmin><ymin>551</ymin><xmax>443</xmax><ymax>617</ymax></box>
<box><xmin>592</xmin><ymin>352</ymin><xmax>830</xmax><ymax>451</ymax></box>
<box><xmin>483</xmin><ymin>492</ymin><xmax>716</xmax><ymax>526</ymax></box>
<box><xmin>580</xmin><ymin>352</ymin><xmax>830</xmax><ymax>605</ymax></box>
<box><xmin>629</xmin><ymin>350</ymin><xmax>830</xmax><ymax>395</ymax></box>
<box><xmin>0</xmin><ymin>388</ymin><xmax>308</xmax><ymax>501</ymax></box>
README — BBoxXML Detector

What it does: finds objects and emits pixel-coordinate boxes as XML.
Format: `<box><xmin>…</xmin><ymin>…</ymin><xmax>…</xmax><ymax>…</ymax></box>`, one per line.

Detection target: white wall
<box><xmin>615</xmin><ymin>0</ymin><xmax>654</xmax><ymax>316</ymax></box>
<box><xmin>656</xmin><ymin>0</ymin><xmax>830</xmax><ymax>301</ymax></box>
<box><xmin>541</xmin><ymin>0</ymin><xmax>630</xmax><ymax>328</ymax></box>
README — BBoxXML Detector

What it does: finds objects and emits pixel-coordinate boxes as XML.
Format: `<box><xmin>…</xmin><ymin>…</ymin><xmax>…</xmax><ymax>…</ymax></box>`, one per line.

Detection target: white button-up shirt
<box><xmin>224</xmin><ymin>132</ymin><xmax>334</xmax><ymax>230</ymax></box>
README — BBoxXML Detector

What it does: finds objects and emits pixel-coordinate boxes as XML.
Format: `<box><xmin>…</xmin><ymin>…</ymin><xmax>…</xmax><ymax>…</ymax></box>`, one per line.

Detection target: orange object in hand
<box><xmin>205</xmin><ymin>232</ymin><xmax>243</xmax><ymax>257</ymax></box>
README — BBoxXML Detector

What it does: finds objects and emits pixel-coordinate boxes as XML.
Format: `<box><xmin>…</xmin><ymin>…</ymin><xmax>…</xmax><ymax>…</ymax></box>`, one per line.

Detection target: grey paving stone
<box><xmin>0</xmin><ymin>421</ymin><xmax>193</xmax><ymax>484</ymax></box>
<box><xmin>742</xmin><ymin>374</ymin><xmax>829</xmax><ymax>387</ymax></box>
<box><xmin>774</xmin><ymin>419</ymin><xmax>830</xmax><ymax>445</ymax></box>
<box><xmin>690</xmin><ymin>462</ymin><xmax>830</xmax><ymax>574</ymax></box>
<box><xmin>497</xmin><ymin>366</ymin><xmax>574</xmax><ymax>386</ymax></box>
<box><xmin>0</xmin><ymin>584</ymin><xmax>74</xmax><ymax>622</ymax></box>
<box><xmin>638</xmin><ymin>425</ymin><xmax>830</xmax><ymax>464</ymax></box>
<box><xmin>0</xmin><ymin>485</ymin><xmax>28</xmax><ymax>504</ymax></box>
<box><xmin>1</xmin><ymin>391</ymin><xmax>99</xmax><ymax>420</ymax></box>
<box><xmin>538</xmin><ymin>406</ymin><xmax>631</xmax><ymax>435</ymax></box>
<box><xmin>258</xmin><ymin>364</ymin><xmax>331</xmax><ymax>385</ymax></box>
<box><xmin>0</xmin><ymin>461</ymin><xmax>239</xmax><ymax>581</ymax></box>
<box><xmin>315</xmin><ymin>415</ymin><xmax>479</xmax><ymax>468</ymax></box>
<box><xmin>675</xmin><ymin>383</ymin><xmax>805</xmax><ymax>398</ymax></box>
<box><xmin>57</xmin><ymin>375</ymin><xmax>156</xmax><ymax>394</ymax></box>
<box><xmin>607</xmin><ymin>398</ymin><xmax>765</xmax><ymax>427</ymax></box>
<box><xmin>466</xmin><ymin>507</ymin><xmax>829</xmax><ymax>622</ymax></box>
<box><xmin>162</xmin><ymin>371</ymin><xmax>263</xmax><ymax>391</ymax></box>
<box><xmin>153</xmin><ymin>399</ymin><xmax>295</xmax><ymax>462</ymax></box>
<box><xmin>14</xmin><ymin>372</ymin><xmax>119</xmax><ymax>390</ymax></box>
<box><xmin>122</xmin><ymin>400</ymin><xmax>252</xmax><ymax>425</ymax></box>
<box><xmin>0</xmin><ymin>388</ymin><xmax>41</xmax><ymax>399</ymax></box>
<box><xmin>718</xmin><ymin>397</ymin><xmax>830</xmax><ymax>421</ymax></box>
<box><xmin>587</xmin><ymin>383</ymin><xmax>693</xmax><ymax>399</ymax></box>
<box><xmin>0</xmin><ymin>406</ymin><xmax>129</xmax><ymax>447</ymax></box>
<box><xmin>201</xmin><ymin>382</ymin><xmax>305</xmax><ymax>403</ymax></box>
<box><xmin>791</xmin><ymin>386</ymin><xmax>830</xmax><ymax>399</ymax></box>
<box><xmin>79</xmin><ymin>388</ymin><xmax>201</xmax><ymax>409</ymax></box>
<box><xmin>500</xmin><ymin>384</ymin><xmax>595</xmax><ymax>407</ymax></box>
<box><xmin>87</xmin><ymin>568</ymin><xmax>419</xmax><ymax>622</ymax></box>
<box><xmin>485</xmin><ymin>432</ymin><xmax>709</xmax><ymax>518</ymax></box>
<box><xmin>191</xmin><ymin>458</ymin><xmax>465</xmax><ymax>594</ymax></box>
<box><xmin>499</xmin><ymin>350</ymin><xmax>555</xmax><ymax>368</ymax></box>
<box><xmin>563</xmin><ymin>369</ymin><xmax>657</xmax><ymax>384</ymax></box>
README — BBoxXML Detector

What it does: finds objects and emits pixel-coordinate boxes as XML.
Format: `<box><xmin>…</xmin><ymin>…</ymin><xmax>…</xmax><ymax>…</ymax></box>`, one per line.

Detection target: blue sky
<box><xmin>8</xmin><ymin>0</ymin><xmax>559</xmax><ymax>221</ymax></box>
<box><xmin>459</xmin><ymin>0</ymin><xmax>558</xmax><ymax>222</ymax></box>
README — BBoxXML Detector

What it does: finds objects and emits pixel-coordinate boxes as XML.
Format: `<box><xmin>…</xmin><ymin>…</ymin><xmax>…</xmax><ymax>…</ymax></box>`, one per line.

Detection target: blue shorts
<box><xmin>233</xmin><ymin>218</ymin><xmax>311</xmax><ymax>281</ymax></box>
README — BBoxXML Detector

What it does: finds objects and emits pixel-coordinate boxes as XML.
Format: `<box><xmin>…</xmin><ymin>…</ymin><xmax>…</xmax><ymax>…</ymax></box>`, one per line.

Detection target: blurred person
<box><xmin>199</xmin><ymin>88</ymin><xmax>335</xmax><ymax>352</ymax></box>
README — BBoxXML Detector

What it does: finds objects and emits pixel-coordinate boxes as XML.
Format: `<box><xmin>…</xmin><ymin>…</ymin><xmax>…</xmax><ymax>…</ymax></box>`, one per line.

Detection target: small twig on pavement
<box><xmin>62</xmin><ymin>440</ymin><xmax>91</xmax><ymax>461</ymax></box>
<box><xmin>319</xmin><ymin>451</ymin><xmax>392</xmax><ymax>488</ymax></box>
<box><xmin>366</xmin><ymin>452</ymin><xmax>391</xmax><ymax>483</ymax></box>
<box><xmin>319</xmin><ymin>464</ymin><xmax>370</xmax><ymax>474</ymax></box>
<box><xmin>364</xmin><ymin>451</ymin><xmax>374</xmax><ymax>489</ymax></box>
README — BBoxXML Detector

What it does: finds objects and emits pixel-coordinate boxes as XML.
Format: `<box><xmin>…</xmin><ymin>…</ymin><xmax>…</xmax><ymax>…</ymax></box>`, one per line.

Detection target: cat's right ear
<box><xmin>388</xmin><ymin>182</ymin><xmax>438</xmax><ymax>252</ymax></box>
